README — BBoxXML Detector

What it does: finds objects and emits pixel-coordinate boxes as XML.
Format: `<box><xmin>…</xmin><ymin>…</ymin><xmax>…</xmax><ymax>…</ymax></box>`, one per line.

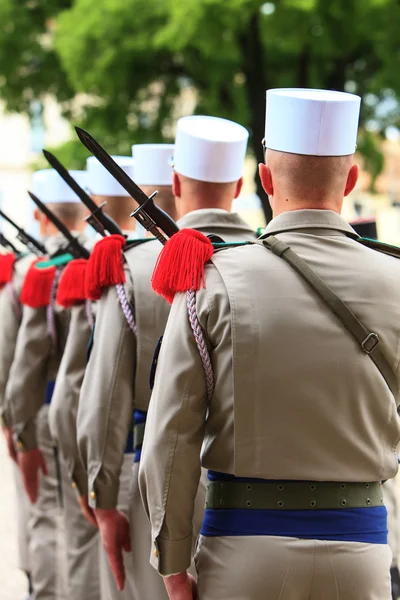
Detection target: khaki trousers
<box><xmin>382</xmin><ymin>479</ymin><xmax>400</xmax><ymax>566</ymax></box>
<box><xmin>100</xmin><ymin>453</ymin><xmax>137</xmax><ymax>600</ymax></box>
<box><xmin>29</xmin><ymin>406</ymin><xmax>67</xmax><ymax>600</ymax></box>
<box><xmin>128</xmin><ymin>462</ymin><xmax>169</xmax><ymax>599</ymax></box>
<box><xmin>13</xmin><ymin>461</ymin><xmax>31</xmax><ymax>573</ymax></box>
<box><xmin>195</xmin><ymin>535</ymin><xmax>392</xmax><ymax>600</ymax></box>
<box><xmin>60</xmin><ymin>454</ymin><xmax>102</xmax><ymax>600</ymax></box>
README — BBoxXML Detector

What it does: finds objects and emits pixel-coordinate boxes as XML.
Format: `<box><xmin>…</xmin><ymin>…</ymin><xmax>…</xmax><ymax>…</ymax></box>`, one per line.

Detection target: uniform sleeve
<box><xmin>5</xmin><ymin>305</ymin><xmax>52</xmax><ymax>450</ymax></box>
<box><xmin>0</xmin><ymin>284</ymin><xmax>22</xmax><ymax>425</ymax></box>
<box><xmin>77</xmin><ymin>272</ymin><xmax>136</xmax><ymax>510</ymax></box>
<box><xmin>138</xmin><ymin>290</ymin><xmax>209</xmax><ymax>576</ymax></box>
<box><xmin>48</xmin><ymin>304</ymin><xmax>91</xmax><ymax>496</ymax></box>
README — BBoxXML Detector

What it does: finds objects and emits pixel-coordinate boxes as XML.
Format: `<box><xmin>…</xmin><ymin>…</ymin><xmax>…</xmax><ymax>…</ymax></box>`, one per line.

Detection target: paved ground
<box><xmin>0</xmin><ymin>434</ymin><xmax>28</xmax><ymax>600</ymax></box>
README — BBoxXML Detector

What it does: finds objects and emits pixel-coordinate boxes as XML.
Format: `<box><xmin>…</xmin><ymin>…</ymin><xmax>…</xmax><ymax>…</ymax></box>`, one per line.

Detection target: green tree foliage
<box><xmin>1</xmin><ymin>0</ymin><xmax>400</xmax><ymax>220</ymax></box>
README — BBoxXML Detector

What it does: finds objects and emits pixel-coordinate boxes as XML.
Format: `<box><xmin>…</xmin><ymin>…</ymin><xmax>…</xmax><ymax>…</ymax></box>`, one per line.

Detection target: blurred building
<box><xmin>0</xmin><ymin>98</ymin><xmax>70</xmax><ymax>242</ymax></box>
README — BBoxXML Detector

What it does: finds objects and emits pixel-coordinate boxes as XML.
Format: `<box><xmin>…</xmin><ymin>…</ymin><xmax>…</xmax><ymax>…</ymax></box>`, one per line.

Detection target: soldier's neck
<box><xmin>177</xmin><ymin>197</ymin><xmax>233</xmax><ymax>218</ymax></box>
<box><xmin>271</xmin><ymin>195</ymin><xmax>343</xmax><ymax>218</ymax></box>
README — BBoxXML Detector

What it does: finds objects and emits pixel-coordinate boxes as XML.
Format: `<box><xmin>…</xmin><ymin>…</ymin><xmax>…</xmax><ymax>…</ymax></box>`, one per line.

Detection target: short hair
<box><xmin>266</xmin><ymin>150</ymin><xmax>353</xmax><ymax>200</ymax></box>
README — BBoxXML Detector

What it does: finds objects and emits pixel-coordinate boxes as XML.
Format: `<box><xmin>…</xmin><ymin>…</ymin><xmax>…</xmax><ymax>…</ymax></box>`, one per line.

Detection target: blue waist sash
<box><xmin>133</xmin><ymin>409</ymin><xmax>147</xmax><ymax>462</ymax></box>
<box><xmin>125</xmin><ymin>430</ymin><xmax>134</xmax><ymax>454</ymax></box>
<box><xmin>201</xmin><ymin>472</ymin><xmax>388</xmax><ymax>544</ymax></box>
<box><xmin>45</xmin><ymin>381</ymin><xmax>56</xmax><ymax>405</ymax></box>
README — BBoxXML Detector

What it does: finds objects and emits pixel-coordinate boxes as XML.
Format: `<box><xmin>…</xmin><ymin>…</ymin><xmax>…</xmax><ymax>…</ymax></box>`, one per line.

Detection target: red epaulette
<box><xmin>20</xmin><ymin>259</ymin><xmax>56</xmax><ymax>308</ymax></box>
<box><xmin>85</xmin><ymin>234</ymin><xmax>126</xmax><ymax>301</ymax></box>
<box><xmin>0</xmin><ymin>253</ymin><xmax>16</xmax><ymax>289</ymax></box>
<box><xmin>151</xmin><ymin>228</ymin><xmax>214</xmax><ymax>303</ymax></box>
<box><xmin>56</xmin><ymin>258</ymin><xmax>88</xmax><ymax>308</ymax></box>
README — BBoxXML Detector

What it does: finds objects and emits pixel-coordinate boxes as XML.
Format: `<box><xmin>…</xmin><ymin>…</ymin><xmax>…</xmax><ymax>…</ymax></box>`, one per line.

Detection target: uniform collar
<box><xmin>43</xmin><ymin>231</ymin><xmax>88</xmax><ymax>255</ymax></box>
<box><xmin>178</xmin><ymin>208</ymin><xmax>254</xmax><ymax>234</ymax></box>
<box><xmin>263</xmin><ymin>209</ymin><xmax>358</xmax><ymax>239</ymax></box>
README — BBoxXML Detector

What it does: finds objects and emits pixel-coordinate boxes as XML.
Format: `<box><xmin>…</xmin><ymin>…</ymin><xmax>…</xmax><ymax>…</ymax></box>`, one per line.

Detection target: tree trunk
<box><xmin>239</xmin><ymin>12</ymin><xmax>272</xmax><ymax>224</ymax></box>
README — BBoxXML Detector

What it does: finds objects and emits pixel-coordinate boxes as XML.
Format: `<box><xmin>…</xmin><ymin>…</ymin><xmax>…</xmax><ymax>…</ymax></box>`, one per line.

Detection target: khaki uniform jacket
<box><xmin>5</xmin><ymin>235</ymin><xmax>84</xmax><ymax>450</ymax></box>
<box><xmin>77</xmin><ymin>209</ymin><xmax>256</xmax><ymax>510</ymax></box>
<box><xmin>139</xmin><ymin>209</ymin><xmax>400</xmax><ymax>575</ymax></box>
<box><xmin>0</xmin><ymin>253</ymin><xmax>36</xmax><ymax>425</ymax></box>
<box><xmin>48</xmin><ymin>302</ymin><xmax>94</xmax><ymax>496</ymax></box>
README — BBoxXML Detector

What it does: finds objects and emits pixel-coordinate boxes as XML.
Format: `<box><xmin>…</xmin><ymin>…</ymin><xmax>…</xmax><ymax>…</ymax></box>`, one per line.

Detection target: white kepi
<box><xmin>173</xmin><ymin>115</ymin><xmax>249</xmax><ymax>183</ymax></box>
<box><xmin>132</xmin><ymin>144</ymin><xmax>174</xmax><ymax>186</ymax></box>
<box><xmin>32</xmin><ymin>169</ymin><xmax>88</xmax><ymax>203</ymax></box>
<box><xmin>265</xmin><ymin>88</ymin><xmax>361</xmax><ymax>156</ymax></box>
<box><xmin>86</xmin><ymin>156</ymin><xmax>134</xmax><ymax>196</ymax></box>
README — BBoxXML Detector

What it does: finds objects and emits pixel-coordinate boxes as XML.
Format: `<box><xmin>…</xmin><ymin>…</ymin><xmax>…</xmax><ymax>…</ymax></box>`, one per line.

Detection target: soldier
<box><xmin>0</xmin><ymin>244</ymin><xmax>37</xmax><ymax>599</ymax></box>
<box><xmin>77</xmin><ymin>122</ymin><xmax>256</xmax><ymax>598</ymax></box>
<box><xmin>47</xmin><ymin>154</ymin><xmax>137</xmax><ymax>600</ymax></box>
<box><xmin>77</xmin><ymin>143</ymin><xmax>176</xmax><ymax>600</ymax></box>
<box><xmin>139</xmin><ymin>89</ymin><xmax>400</xmax><ymax>600</ymax></box>
<box><xmin>4</xmin><ymin>168</ymin><xmax>88</xmax><ymax>600</ymax></box>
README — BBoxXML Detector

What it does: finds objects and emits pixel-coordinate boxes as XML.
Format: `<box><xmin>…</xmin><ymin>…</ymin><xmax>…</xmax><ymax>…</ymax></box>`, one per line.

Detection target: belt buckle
<box><xmin>361</xmin><ymin>332</ymin><xmax>380</xmax><ymax>354</ymax></box>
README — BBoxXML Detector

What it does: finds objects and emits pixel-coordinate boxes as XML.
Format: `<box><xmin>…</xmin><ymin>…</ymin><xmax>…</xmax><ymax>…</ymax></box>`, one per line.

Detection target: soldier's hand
<box><xmin>17</xmin><ymin>448</ymin><xmax>48</xmax><ymax>504</ymax></box>
<box><xmin>2</xmin><ymin>427</ymin><xmax>17</xmax><ymax>462</ymax></box>
<box><xmin>163</xmin><ymin>572</ymin><xmax>197</xmax><ymax>600</ymax></box>
<box><xmin>94</xmin><ymin>508</ymin><xmax>131</xmax><ymax>591</ymax></box>
<box><xmin>78</xmin><ymin>495</ymin><xmax>98</xmax><ymax>528</ymax></box>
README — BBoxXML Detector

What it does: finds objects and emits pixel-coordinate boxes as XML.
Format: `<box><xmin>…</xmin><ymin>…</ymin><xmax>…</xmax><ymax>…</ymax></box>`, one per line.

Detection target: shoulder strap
<box><xmin>357</xmin><ymin>237</ymin><xmax>400</xmax><ymax>259</ymax></box>
<box><xmin>261</xmin><ymin>235</ymin><xmax>397</xmax><ymax>399</ymax></box>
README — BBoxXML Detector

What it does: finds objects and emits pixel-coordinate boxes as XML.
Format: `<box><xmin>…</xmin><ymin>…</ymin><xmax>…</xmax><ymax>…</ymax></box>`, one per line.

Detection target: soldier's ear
<box><xmin>33</xmin><ymin>208</ymin><xmax>40</xmax><ymax>222</ymax></box>
<box><xmin>233</xmin><ymin>177</ymin><xmax>243</xmax><ymax>199</ymax></box>
<box><xmin>344</xmin><ymin>164</ymin><xmax>359</xmax><ymax>197</ymax></box>
<box><xmin>259</xmin><ymin>163</ymin><xmax>273</xmax><ymax>196</ymax></box>
<box><xmin>172</xmin><ymin>172</ymin><xmax>181</xmax><ymax>198</ymax></box>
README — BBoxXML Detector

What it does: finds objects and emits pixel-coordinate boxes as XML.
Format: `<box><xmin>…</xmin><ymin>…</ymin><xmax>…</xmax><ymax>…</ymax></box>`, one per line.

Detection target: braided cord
<box><xmin>116</xmin><ymin>283</ymin><xmax>137</xmax><ymax>335</ymax></box>
<box><xmin>47</xmin><ymin>267</ymin><xmax>62</xmax><ymax>350</ymax></box>
<box><xmin>186</xmin><ymin>289</ymin><xmax>214</xmax><ymax>401</ymax></box>
<box><xmin>6</xmin><ymin>281</ymin><xmax>22</xmax><ymax>321</ymax></box>
<box><xmin>85</xmin><ymin>299</ymin><xmax>95</xmax><ymax>329</ymax></box>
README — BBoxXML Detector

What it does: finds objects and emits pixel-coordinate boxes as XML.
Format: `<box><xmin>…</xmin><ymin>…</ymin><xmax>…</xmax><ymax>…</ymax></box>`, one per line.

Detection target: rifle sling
<box><xmin>261</xmin><ymin>235</ymin><xmax>397</xmax><ymax>399</ymax></box>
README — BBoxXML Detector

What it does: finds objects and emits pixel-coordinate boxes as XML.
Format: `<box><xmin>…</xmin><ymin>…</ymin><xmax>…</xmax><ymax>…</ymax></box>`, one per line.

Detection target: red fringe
<box><xmin>20</xmin><ymin>260</ymin><xmax>56</xmax><ymax>308</ymax></box>
<box><xmin>56</xmin><ymin>259</ymin><xmax>88</xmax><ymax>308</ymax></box>
<box><xmin>151</xmin><ymin>228</ymin><xmax>214</xmax><ymax>303</ymax></box>
<box><xmin>0</xmin><ymin>253</ymin><xmax>16</xmax><ymax>288</ymax></box>
<box><xmin>85</xmin><ymin>234</ymin><xmax>126</xmax><ymax>301</ymax></box>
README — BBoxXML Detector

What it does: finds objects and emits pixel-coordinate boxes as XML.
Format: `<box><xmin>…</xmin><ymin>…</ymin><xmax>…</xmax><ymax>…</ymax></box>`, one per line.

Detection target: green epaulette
<box><xmin>357</xmin><ymin>237</ymin><xmax>400</xmax><ymax>259</ymax></box>
<box><xmin>256</xmin><ymin>227</ymin><xmax>265</xmax><ymax>237</ymax></box>
<box><xmin>15</xmin><ymin>252</ymin><xmax>29</xmax><ymax>262</ymax></box>
<box><xmin>212</xmin><ymin>241</ymin><xmax>254</xmax><ymax>255</ymax></box>
<box><xmin>36</xmin><ymin>253</ymin><xmax>74</xmax><ymax>269</ymax></box>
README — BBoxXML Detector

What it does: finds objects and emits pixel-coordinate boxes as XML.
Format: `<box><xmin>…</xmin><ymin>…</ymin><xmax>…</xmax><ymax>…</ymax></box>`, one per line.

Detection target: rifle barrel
<box><xmin>0</xmin><ymin>209</ymin><xmax>46</xmax><ymax>254</ymax></box>
<box><xmin>28</xmin><ymin>192</ymin><xmax>90</xmax><ymax>259</ymax></box>
<box><xmin>43</xmin><ymin>149</ymin><xmax>123</xmax><ymax>236</ymax></box>
<box><xmin>75</xmin><ymin>127</ymin><xmax>179</xmax><ymax>239</ymax></box>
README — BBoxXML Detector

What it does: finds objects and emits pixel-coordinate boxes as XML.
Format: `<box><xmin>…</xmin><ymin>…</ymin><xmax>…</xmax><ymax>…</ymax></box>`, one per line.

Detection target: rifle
<box><xmin>28</xmin><ymin>192</ymin><xmax>90</xmax><ymax>259</ymax></box>
<box><xmin>42</xmin><ymin>150</ymin><xmax>123</xmax><ymax>238</ymax></box>
<box><xmin>75</xmin><ymin>127</ymin><xmax>179</xmax><ymax>244</ymax></box>
<box><xmin>0</xmin><ymin>210</ymin><xmax>46</xmax><ymax>256</ymax></box>
<box><xmin>0</xmin><ymin>232</ymin><xmax>19</xmax><ymax>254</ymax></box>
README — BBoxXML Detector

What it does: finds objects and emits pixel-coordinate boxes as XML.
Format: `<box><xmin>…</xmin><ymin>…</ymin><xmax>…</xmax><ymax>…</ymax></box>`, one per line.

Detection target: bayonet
<box><xmin>0</xmin><ymin>232</ymin><xmax>19</xmax><ymax>254</ymax></box>
<box><xmin>42</xmin><ymin>150</ymin><xmax>123</xmax><ymax>238</ymax></box>
<box><xmin>0</xmin><ymin>210</ymin><xmax>46</xmax><ymax>256</ymax></box>
<box><xmin>75</xmin><ymin>127</ymin><xmax>179</xmax><ymax>244</ymax></box>
<box><xmin>28</xmin><ymin>192</ymin><xmax>90</xmax><ymax>259</ymax></box>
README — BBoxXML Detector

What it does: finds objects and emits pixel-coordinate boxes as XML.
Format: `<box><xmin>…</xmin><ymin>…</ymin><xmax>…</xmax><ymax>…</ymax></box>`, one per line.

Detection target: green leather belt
<box><xmin>206</xmin><ymin>480</ymin><xmax>383</xmax><ymax>510</ymax></box>
<box><xmin>133</xmin><ymin>422</ymin><xmax>145</xmax><ymax>450</ymax></box>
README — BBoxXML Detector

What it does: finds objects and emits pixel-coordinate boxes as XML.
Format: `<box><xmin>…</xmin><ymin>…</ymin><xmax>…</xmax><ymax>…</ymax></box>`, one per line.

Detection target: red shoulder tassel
<box><xmin>151</xmin><ymin>228</ymin><xmax>214</xmax><ymax>303</ymax></box>
<box><xmin>0</xmin><ymin>253</ymin><xmax>16</xmax><ymax>289</ymax></box>
<box><xmin>20</xmin><ymin>260</ymin><xmax>56</xmax><ymax>308</ymax></box>
<box><xmin>56</xmin><ymin>259</ymin><xmax>88</xmax><ymax>308</ymax></box>
<box><xmin>85</xmin><ymin>234</ymin><xmax>126</xmax><ymax>301</ymax></box>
